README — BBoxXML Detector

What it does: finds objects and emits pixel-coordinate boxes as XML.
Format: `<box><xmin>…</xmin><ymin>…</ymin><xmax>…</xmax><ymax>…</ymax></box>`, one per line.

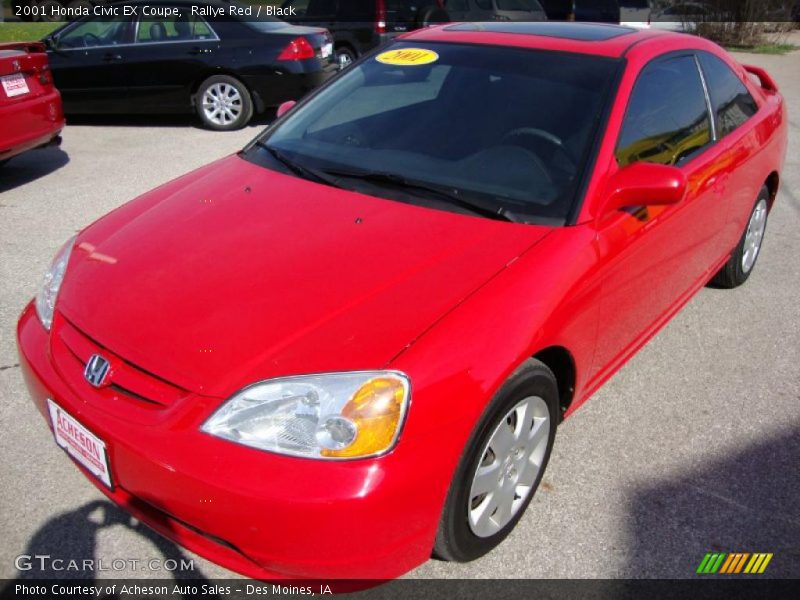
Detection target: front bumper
<box><xmin>17</xmin><ymin>302</ymin><xmax>440</xmax><ymax>580</ymax></box>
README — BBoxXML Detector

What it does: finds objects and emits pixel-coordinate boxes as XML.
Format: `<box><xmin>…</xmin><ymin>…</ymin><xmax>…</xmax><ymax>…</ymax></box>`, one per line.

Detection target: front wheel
<box><xmin>195</xmin><ymin>75</ymin><xmax>253</xmax><ymax>131</ymax></box>
<box><xmin>434</xmin><ymin>359</ymin><xmax>558</xmax><ymax>562</ymax></box>
<box><xmin>710</xmin><ymin>185</ymin><xmax>770</xmax><ymax>289</ymax></box>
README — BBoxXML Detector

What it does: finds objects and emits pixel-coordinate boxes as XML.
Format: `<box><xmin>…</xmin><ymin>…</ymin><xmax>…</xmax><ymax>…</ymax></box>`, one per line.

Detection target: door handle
<box><xmin>102</xmin><ymin>53</ymin><xmax>122</xmax><ymax>62</ymax></box>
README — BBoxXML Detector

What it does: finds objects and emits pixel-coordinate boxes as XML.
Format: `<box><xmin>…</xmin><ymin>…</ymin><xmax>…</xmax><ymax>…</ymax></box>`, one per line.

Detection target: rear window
<box><xmin>698</xmin><ymin>52</ymin><xmax>758</xmax><ymax>138</ymax></box>
<box><xmin>247</xmin><ymin>42</ymin><xmax>620</xmax><ymax>225</ymax></box>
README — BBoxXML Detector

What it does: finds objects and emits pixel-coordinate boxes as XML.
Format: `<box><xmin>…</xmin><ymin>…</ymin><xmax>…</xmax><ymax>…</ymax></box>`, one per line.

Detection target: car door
<box><xmin>590</xmin><ymin>53</ymin><xmax>729</xmax><ymax>383</ymax></box>
<box><xmin>46</xmin><ymin>14</ymin><xmax>135</xmax><ymax>112</ymax></box>
<box><xmin>119</xmin><ymin>10</ymin><xmax>221</xmax><ymax>112</ymax></box>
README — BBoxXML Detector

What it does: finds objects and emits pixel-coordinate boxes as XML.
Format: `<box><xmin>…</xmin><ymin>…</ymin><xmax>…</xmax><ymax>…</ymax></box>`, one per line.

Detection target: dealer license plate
<box><xmin>1</xmin><ymin>73</ymin><xmax>30</xmax><ymax>98</ymax></box>
<box><xmin>47</xmin><ymin>399</ymin><xmax>112</xmax><ymax>488</ymax></box>
<box><xmin>321</xmin><ymin>43</ymin><xmax>333</xmax><ymax>59</ymax></box>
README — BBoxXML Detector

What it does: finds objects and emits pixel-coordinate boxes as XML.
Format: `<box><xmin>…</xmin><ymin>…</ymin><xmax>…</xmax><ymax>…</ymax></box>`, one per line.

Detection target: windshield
<box><xmin>244</xmin><ymin>42</ymin><xmax>620</xmax><ymax>225</ymax></box>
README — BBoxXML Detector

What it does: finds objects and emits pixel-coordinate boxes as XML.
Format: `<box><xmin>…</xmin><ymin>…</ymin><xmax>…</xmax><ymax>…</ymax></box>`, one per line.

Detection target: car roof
<box><xmin>401</xmin><ymin>22</ymin><xmax>686</xmax><ymax>59</ymax></box>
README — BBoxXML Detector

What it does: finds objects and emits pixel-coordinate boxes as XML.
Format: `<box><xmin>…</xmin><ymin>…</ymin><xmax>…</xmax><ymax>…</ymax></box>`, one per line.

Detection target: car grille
<box><xmin>52</xmin><ymin>315</ymin><xmax>188</xmax><ymax>408</ymax></box>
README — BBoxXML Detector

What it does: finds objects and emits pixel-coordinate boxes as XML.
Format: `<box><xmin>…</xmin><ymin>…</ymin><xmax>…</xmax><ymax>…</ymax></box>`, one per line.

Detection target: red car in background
<box><xmin>17</xmin><ymin>23</ymin><xmax>787</xmax><ymax>580</ymax></box>
<box><xmin>0</xmin><ymin>42</ymin><xmax>64</xmax><ymax>167</ymax></box>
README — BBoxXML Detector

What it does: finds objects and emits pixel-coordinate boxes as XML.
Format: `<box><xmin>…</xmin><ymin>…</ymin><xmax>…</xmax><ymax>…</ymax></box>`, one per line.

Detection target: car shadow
<box><xmin>623</xmin><ymin>424</ymin><xmax>800</xmax><ymax>577</ymax></box>
<box><xmin>64</xmin><ymin>111</ymin><xmax>276</xmax><ymax>130</ymax></box>
<box><xmin>11</xmin><ymin>500</ymin><xmax>215</xmax><ymax>585</ymax></box>
<box><xmin>0</xmin><ymin>146</ymin><xmax>69</xmax><ymax>193</ymax></box>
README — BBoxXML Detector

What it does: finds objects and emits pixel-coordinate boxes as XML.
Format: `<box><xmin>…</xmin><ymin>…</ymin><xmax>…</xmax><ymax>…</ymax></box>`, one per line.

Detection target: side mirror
<box><xmin>603</xmin><ymin>162</ymin><xmax>687</xmax><ymax>214</ymax></box>
<box><xmin>44</xmin><ymin>35</ymin><xmax>58</xmax><ymax>51</ymax></box>
<box><xmin>276</xmin><ymin>100</ymin><xmax>296</xmax><ymax>118</ymax></box>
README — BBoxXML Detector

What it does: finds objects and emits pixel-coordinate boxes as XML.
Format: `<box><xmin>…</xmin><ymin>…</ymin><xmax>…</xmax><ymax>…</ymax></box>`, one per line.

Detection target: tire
<box><xmin>0</xmin><ymin>159</ymin><xmax>10</xmax><ymax>168</ymax></box>
<box><xmin>194</xmin><ymin>75</ymin><xmax>253</xmax><ymax>131</ymax></box>
<box><xmin>416</xmin><ymin>6</ymin><xmax>450</xmax><ymax>28</ymax></box>
<box><xmin>434</xmin><ymin>359</ymin><xmax>558</xmax><ymax>562</ymax></box>
<box><xmin>710</xmin><ymin>185</ymin><xmax>770</xmax><ymax>289</ymax></box>
<box><xmin>336</xmin><ymin>45</ymin><xmax>357</xmax><ymax>69</ymax></box>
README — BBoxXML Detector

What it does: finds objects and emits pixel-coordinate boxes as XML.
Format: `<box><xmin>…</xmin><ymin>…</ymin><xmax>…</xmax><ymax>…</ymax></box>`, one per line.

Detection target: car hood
<box><xmin>58</xmin><ymin>155</ymin><xmax>551</xmax><ymax>398</ymax></box>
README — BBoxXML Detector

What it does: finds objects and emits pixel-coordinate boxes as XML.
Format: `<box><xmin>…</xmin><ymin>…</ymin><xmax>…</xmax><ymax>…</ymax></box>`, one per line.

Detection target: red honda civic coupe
<box><xmin>0</xmin><ymin>41</ymin><xmax>64</xmax><ymax>166</ymax></box>
<box><xmin>17</xmin><ymin>22</ymin><xmax>787</xmax><ymax>580</ymax></box>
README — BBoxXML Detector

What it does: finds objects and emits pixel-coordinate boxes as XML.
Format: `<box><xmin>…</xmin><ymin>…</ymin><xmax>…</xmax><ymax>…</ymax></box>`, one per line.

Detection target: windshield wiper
<box><xmin>321</xmin><ymin>168</ymin><xmax>521</xmax><ymax>223</ymax></box>
<box><xmin>255</xmin><ymin>142</ymin><xmax>342</xmax><ymax>188</ymax></box>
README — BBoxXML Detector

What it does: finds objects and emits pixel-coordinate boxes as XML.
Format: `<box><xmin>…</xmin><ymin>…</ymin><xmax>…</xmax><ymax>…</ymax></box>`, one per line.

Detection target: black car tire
<box><xmin>0</xmin><ymin>159</ymin><xmax>10</xmax><ymax>168</ymax></box>
<box><xmin>336</xmin><ymin>45</ymin><xmax>357</xmax><ymax>69</ymax></box>
<box><xmin>710</xmin><ymin>185</ymin><xmax>770</xmax><ymax>289</ymax></box>
<box><xmin>417</xmin><ymin>6</ymin><xmax>450</xmax><ymax>28</ymax></box>
<box><xmin>195</xmin><ymin>75</ymin><xmax>254</xmax><ymax>131</ymax></box>
<box><xmin>433</xmin><ymin>359</ymin><xmax>558</xmax><ymax>562</ymax></box>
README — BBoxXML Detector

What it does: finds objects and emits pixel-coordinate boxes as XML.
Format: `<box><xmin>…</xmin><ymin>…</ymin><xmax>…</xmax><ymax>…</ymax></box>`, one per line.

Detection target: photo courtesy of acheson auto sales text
<box><xmin>1</xmin><ymin>1</ymin><xmax>798</xmax><ymax>597</ymax></box>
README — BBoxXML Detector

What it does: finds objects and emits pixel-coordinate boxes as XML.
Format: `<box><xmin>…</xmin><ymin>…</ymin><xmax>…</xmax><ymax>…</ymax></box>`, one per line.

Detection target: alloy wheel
<box><xmin>467</xmin><ymin>396</ymin><xmax>550</xmax><ymax>538</ymax></box>
<box><xmin>742</xmin><ymin>198</ymin><xmax>768</xmax><ymax>274</ymax></box>
<box><xmin>202</xmin><ymin>83</ymin><xmax>243</xmax><ymax>127</ymax></box>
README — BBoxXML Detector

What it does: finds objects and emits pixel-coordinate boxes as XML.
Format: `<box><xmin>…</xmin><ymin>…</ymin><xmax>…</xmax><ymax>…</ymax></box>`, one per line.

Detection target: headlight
<box><xmin>202</xmin><ymin>371</ymin><xmax>410</xmax><ymax>460</ymax></box>
<box><xmin>35</xmin><ymin>236</ymin><xmax>76</xmax><ymax>331</ymax></box>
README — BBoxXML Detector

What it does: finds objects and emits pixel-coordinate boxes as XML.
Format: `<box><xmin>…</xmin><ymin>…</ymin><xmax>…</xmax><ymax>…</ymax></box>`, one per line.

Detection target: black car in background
<box><xmin>280</xmin><ymin>0</ymin><xmax>449</xmax><ymax>68</ymax></box>
<box><xmin>42</xmin><ymin>1</ymin><xmax>337</xmax><ymax>129</ymax></box>
<box><xmin>539</xmin><ymin>0</ymin><xmax>620</xmax><ymax>21</ymax></box>
<box><xmin>443</xmin><ymin>0</ymin><xmax>547</xmax><ymax>23</ymax></box>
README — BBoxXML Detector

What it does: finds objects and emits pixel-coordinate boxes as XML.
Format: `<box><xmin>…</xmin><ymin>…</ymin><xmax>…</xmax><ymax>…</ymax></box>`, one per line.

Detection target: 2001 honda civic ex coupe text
<box><xmin>17</xmin><ymin>22</ymin><xmax>787</xmax><ymax>580</ymax></box>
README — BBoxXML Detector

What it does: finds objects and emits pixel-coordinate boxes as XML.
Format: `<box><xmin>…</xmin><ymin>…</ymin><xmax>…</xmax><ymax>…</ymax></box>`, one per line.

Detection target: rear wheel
<box><xmin>336</xmin><ymin>45</ymin><xmax>357</xmax><ymax>69</ymax></box>
<box><xmin>434</xmin><ymin>359</ymin><xmax>558</xmax><ymax>562</ymax></box>
<box><xmin>710</xmin><ymin>185</ymin><xmax>769</xmax><ymax>288</ymax></box>
<box><xmin>195</xmin><ymin>75</ymin><xmax>253</xmax><ymax>131</ymax></box>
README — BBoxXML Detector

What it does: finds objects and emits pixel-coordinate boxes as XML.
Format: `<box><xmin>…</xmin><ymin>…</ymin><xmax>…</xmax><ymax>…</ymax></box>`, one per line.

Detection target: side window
<box><xmin>137</xmin><ymin>13</ymin><xmax>216</xmax><ymax>43</ymax></box>
<box><xmin>616</xmin><ymin>55</ymin><xmax>712</xmax><ymax>167</ymax></box>
<box><xmin>698</xmin><ymin>52</ymin><xmax>758</xmax><ymax>138</ymax></box>
<box><xmin>191</xmin><ymin>18</ymin><xmax>216</xmax><ymax>40</ymax></box>
<box><xmin>58</xmin><ymin>16</ymin><xmax>134</xmax><ymax>48</ymax></box>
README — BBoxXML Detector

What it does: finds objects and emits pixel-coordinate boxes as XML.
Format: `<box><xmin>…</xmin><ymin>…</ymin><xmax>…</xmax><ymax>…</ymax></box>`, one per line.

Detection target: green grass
<box><xmin>0</xmin><ymin>23</ymin><xmax>63</xmax><ymax>43</ymax></box>
<box><xmin>727</xmin><ymin>43</ymin><xmax>798</xmax><ymax>55</ymax></box>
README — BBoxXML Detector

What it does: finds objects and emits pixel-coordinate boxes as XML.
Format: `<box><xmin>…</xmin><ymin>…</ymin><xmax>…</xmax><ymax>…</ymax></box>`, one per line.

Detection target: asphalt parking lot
<box><xmin>1</xmin><ymin>49</ymin><xmax>798</xmax><ymax>582</ymax></box>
